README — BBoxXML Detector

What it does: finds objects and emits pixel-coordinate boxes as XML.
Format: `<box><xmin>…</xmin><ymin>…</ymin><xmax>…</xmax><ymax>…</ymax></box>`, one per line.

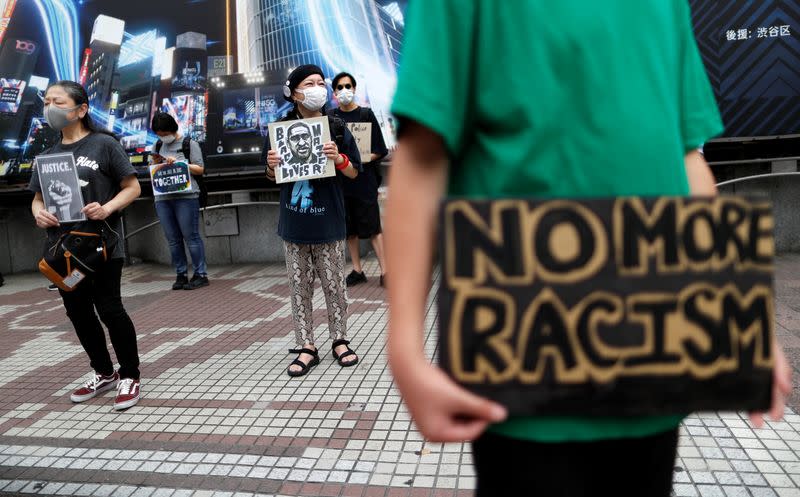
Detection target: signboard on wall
<box><xmin>690</xmin><ymin>0</ymin><xmax>800</xmax><ymax>137</ymax></box>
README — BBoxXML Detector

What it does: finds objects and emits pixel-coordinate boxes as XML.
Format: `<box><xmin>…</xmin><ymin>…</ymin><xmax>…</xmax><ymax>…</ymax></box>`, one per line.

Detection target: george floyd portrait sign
<box><xmin>268</xmin><ymin>116</ymin><xmax>334</xmax><ymax>184</ymax></box>
<box><xmin>438</xmin><ymin>197</ymin><xmax>775</xmax><ymax>416</ymax></box>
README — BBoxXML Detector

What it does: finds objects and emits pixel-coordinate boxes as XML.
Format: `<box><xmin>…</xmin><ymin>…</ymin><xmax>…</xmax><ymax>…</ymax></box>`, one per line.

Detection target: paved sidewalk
<box><xmin>0</xmin><ymin>255</ymin><xmax>799</xmax><ymax>497</ymax></box>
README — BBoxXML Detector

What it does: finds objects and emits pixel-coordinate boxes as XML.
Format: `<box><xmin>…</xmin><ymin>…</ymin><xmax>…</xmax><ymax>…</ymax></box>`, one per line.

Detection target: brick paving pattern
<box><xmin>0</xmin><ymin>254</ymin><xmax>799</xmax><ymax>496</ymax></box>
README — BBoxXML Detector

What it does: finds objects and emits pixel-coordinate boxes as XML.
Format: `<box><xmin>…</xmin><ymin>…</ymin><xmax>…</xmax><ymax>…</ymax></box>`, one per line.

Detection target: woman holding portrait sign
<box><xmin>261</xmin><ymin>64</ymin><xmax>363</xmax><ymax>377</ymax></box>
<box><xmin>29</xmin><ymin>80</ymin><xmax>142</xmax><ymax>411</ymax></box>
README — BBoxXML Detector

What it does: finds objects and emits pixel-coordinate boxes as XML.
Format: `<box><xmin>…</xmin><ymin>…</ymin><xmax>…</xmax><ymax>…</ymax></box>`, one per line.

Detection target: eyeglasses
<box><xmin>336</xmin><ymin>83</ymin><xmax>353</xmax><ymax>91</ymax></box>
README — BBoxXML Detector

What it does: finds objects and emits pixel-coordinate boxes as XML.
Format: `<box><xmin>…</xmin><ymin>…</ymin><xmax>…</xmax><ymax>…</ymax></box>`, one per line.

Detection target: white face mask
<box><xmin>337</xmin><ymin>89</ymin><xmax>355</xmax><ymax>106</ymax></box>
<box><xmin>159</xmin><ymin>134</ymin><xmax>176</xmax><ymax>145</ymax></box>
<box><xmin>298</xmin><ymin>86</ymin><xmax>328</xmax><ymax>111</ymax></box>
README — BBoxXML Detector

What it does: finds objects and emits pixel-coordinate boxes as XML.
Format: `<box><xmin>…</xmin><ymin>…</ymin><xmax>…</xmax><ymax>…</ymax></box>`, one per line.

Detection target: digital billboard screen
<box><xmin>173</xmin><ymin>49</ymin><xmax>207</xmax><ymax>92</ymax></box>
<box><xmin>0</xmin><ymin>77</ymin><xmax>24</xmax><ymax>114</ymax></box>
<box><xmin>690</xmin><ymin>0</ymin><xmax>800</xmax><ymax>138</ymax></box>
<box><xmin>222</xmin><ymin>85</ymin><xmax>290</xmax><ymax>138</ymax></box>
<box><xmin>163</xmin><ymin>93</ymin><xmax>207</xmax><ymax>143</ymax></box>
<box><xmin>0</xmin><ymin>0</ymin><xmax>408</xmax><ymax>182</ymax></box>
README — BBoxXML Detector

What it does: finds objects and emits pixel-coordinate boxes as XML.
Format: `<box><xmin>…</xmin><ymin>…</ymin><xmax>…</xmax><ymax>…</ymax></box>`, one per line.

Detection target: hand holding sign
<box><xmin>34</xmin><ymin>207</ymin><xmax>60</xmax><ymax>228</ymax></box>
<box><xmin>749</xmin><ymin>342</ymin><xmax>792</xmax><ymax>428</ymax></box>
<box><xmin>391</xmin><ymin>355</ymin><xmax>507</xmax><ymax>442</ymax></box>
<box><xmin>322</xmin><ymin>141</ymin><xmax>339</xmax><ymax>162</ymax></box>
<box><xmin>266</xmin><ymin>149</ymin><xmax>280</xmax><ymax>180</ymax></box>
<box><xmin>81</xmin><ymin>202</ymin><xmax>111</xmax><ymax>221</ymax></box>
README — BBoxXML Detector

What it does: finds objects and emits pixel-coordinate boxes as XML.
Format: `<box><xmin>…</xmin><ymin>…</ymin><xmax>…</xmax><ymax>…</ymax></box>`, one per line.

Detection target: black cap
<box><xmin>283</xmin><ymin>64</ymin><xmax>325</xmax><ymax>102</ymax></box>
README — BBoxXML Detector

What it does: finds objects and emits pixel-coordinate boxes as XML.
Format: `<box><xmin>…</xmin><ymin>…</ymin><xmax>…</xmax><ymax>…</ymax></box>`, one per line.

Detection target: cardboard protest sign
<box><xmin>149</xmin><ymin>161</ymin><xmax>192</xmax><ymax>196</ymax></box>
<box><xmin>268</xmin><ymin>116</ymin><xmax>334</xmax><ymax>184</ymax></box>
<box><xmin>347</xmin><ymin>122</ymin><xmax>372</xmax><ymax>161</ymax></box>
<box><xmin>438</xmin><ymin>197</ymin><xmax>775</xmax><ymax>416</ymax></box>
<box><xmin>35</xmin><ymin>152</ymin><xmax>86</xmax><ymax>223</ymax></box>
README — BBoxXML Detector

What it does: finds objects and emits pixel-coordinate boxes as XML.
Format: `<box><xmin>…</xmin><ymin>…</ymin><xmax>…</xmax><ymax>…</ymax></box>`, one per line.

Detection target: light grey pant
<box><xmin>284</xmin><ymin>240</ymin><xmax>348</xmax><ymax>347</ymax></box>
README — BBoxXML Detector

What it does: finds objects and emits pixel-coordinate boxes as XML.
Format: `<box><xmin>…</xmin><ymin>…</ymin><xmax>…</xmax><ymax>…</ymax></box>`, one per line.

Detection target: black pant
<box><xmin>473</xmin><ymin>428</ymin><xmax>678</xmax><ymax>497</ymax></box>
<box><xmin>60</xmin><ymin>259</ymin><xmax>140</xmax><ymax>379</ymax></box>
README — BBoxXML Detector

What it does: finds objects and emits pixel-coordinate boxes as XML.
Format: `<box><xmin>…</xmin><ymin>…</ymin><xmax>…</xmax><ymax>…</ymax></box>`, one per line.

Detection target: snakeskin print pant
<box><xmin>283</xmin><ymin>241</ymin><xmax>348</xmax><ymax>346</ymax></box>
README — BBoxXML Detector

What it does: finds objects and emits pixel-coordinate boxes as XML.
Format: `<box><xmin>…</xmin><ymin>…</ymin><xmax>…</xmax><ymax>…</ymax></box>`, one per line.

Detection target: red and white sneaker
<box><xmin>113</xmin><ymin>378</ymin><xmax>140</xmax><ymax>410</ymax></box>
<box><xmin>70</xmin><ymin>371</ymin><xmax>119</xmax><ymax>403</ymax></box>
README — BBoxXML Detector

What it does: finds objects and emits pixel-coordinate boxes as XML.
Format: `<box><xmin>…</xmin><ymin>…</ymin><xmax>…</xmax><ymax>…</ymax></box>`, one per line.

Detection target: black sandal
<box><xmin>287</xmin><ymin>347</ymin><xmax>320</xmax><ymax>377</ymax></box>
<box><xmin>331</xmin><ymin>339</ymin><xmax>359</xmax><ymax>367</ymax></box>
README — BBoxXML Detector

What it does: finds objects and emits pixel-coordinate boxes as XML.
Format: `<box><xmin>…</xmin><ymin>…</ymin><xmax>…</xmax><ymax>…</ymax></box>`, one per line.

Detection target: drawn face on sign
<box><xmin>287</xmin><ymin>122</ymin><xmax>312</xmax><ymax>161</ymax></box>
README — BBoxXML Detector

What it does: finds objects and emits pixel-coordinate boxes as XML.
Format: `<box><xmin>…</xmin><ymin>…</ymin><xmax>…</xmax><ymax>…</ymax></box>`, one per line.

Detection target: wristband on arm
<box><xmin>335</xmin><ymin>154</ymin><xmax>350</xmax><ymax>171</ymax></box>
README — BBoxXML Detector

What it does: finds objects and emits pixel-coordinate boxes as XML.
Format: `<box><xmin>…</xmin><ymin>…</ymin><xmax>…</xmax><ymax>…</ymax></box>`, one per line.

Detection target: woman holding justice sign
<box><xmin>29</xmin><ymin>80</ymin><xmax>142</xmax><ymax>410</ymax></box>
<box><xmin>262</xmin><ymin>65</ymin><xmax>363</xmax><ymax>377</ymax></box>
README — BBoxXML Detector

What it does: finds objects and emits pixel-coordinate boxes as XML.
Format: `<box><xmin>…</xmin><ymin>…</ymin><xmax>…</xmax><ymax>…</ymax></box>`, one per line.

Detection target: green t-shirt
<box><xmin>392</xmin><ymin>0</ymin><xmax>724</xmax><ymax>442</ymax></box>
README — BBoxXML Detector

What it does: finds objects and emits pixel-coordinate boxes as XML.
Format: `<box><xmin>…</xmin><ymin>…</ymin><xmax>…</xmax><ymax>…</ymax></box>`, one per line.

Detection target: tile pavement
<box><xmin>0</xmin><ymin>254</ymin><xmax>799</xmax><ymax>496</ymax></box>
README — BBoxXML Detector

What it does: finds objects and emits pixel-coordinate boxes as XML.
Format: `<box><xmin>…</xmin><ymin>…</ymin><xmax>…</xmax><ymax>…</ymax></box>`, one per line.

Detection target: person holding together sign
<box><xmin>329</xmin><ymin>72</ymin><xmax>389</xmax><ymax>288</ymax></box>
<box><xmin>29</xmin><ymin>81</ymin><xmax>142</xmax><ymax>410</ymax></box>
<box><xmin>384</xmin><ymin>2</ymin><xmax>792</xmax><ymax>496</ymax></box>
<box><xmin>149</xmin><ymin>112</ymin><xmax>209</xmax><ymax>291</ymax></box>
<box><xmin>262</xmin><ymin>64</ymin><xmax>362</xmax><ymax>377</ymax></box>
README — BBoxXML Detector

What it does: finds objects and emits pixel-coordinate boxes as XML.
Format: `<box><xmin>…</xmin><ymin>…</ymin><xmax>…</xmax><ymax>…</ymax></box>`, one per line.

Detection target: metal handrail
<box><xmin>124</xmin><ymin>172</ymin><xmax>799</xmax><ymax>241</ymax></box>
<box><xmin>708</xmin><ymin>156</ymin><xmax>800</xmax><ymax>166</ymax></box>
<box><xmin>124</xmin><ymin>201</ymin><xmax>280</xmax><ymax>240</ymax></box>
<box><xmin>715</xmin><ymin>171</ymin><xmax>800</xmax><ymax>188</ymax></box>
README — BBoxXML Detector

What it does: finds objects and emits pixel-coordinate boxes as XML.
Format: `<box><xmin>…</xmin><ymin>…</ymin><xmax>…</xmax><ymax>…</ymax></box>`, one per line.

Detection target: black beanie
<box><xmin>283</xmin><ymin>64</ymin><xmax>325</xmax><ymax>102</ymax></box>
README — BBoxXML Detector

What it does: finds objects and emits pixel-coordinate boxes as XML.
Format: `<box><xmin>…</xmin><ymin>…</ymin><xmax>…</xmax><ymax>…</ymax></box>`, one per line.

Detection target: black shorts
<box><xmin>473</xmin><ymin>428</ymin><xmax>678</xmax><ymax>497</ymax></box>
<box><xmin>345</xmin><ymin>196</ymin><xmax>382</xmax><ymax>239</ymax></box>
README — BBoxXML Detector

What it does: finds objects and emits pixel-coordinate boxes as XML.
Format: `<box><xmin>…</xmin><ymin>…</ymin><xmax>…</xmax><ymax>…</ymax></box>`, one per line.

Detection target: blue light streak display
<box><xmin>32</xmin><ymin>0</ymin><xmax>80</xmax><ymax>81</ymax></box>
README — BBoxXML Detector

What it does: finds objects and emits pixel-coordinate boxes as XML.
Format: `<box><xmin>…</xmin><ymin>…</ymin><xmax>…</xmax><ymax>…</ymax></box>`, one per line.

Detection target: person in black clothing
<box><xmin>29</xmin><ymin>80</ymin><xmax>142</xmax><ymax>410</ymax></box>
<box><xmin>329</xmin><ymin>72</ymin><xmax>389</xmax><ymax>288</ymax></box>
<box><xmin>262</xmin><ymin>65</ymin><xmax>362</xmax><ymax>377</ymax></box>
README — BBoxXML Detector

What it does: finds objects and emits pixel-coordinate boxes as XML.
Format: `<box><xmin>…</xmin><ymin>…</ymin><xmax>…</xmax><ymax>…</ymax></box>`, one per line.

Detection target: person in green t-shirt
<box><xmin>384</xmin><ymin>1</ymin><xmax>792</xmax><ymax>496</ymax></box>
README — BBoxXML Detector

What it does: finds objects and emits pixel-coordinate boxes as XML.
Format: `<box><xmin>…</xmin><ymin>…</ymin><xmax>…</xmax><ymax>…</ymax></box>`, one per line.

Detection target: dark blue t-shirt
<box><xmin>330</xmin><ymin>106</ymin><xmax>388</xmax><ymax>201</ymax></box>
<box><xmin>262</xmin><ymin>113</ymin><xmax>362</xmax><ymax>244</ymax></box>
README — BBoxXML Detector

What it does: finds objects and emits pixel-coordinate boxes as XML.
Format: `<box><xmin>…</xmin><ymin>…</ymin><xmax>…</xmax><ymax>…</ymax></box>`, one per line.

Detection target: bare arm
<box><xmin>155</xmin><ymin>154</ymin><xmax>204</xmax><ymax>175</ymax></box>
<box><xmin>684</xmin><ymin>150</ymin><xmax>716</xmax><ymax>195</ymax></box>
<box><xmin>386</xmin><ymin>124</ymin><xmax>448</xmax><ymax>364</ymax></box>
<box><xmin>385</xmin><ymin>121</ymin><xmax>506</xmax><ymax>442</ymax></box>
<box><xmin>82</xmin><ymin>175</ymin><xmax>141</xmax><ymax>220</ymax></box>
<box><xmin>337</xmin><ymin>155</ymin><xmax>358</xmax><ymax>179</ymax></box>
<box><xmin>684</xmin><ymin>150</ymin><xmax>792</xmax><ymax>426</ymax></box>
<box><xmin>323</xmin><ymin>141</ymin><xmax>357</xmax><ymax>179</ymax></box>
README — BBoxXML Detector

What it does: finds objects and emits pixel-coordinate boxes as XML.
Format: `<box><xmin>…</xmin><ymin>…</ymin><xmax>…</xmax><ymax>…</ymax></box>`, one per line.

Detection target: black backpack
<box><xmin>155</xmin><ymin>137</ymin><xmax>208</xmax><ymax>207</ymax></box>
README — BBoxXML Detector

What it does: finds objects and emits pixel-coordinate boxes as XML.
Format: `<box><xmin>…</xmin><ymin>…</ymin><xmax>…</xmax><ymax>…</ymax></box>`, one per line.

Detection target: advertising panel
<box><xmin>690</xmin><ymin>0</ymin><xmax>800</xmax><ymax>137</ymax></box>
<box><xmin>0</xmin><ymin>0</ymin><xmax>407</xmax><ymax>182</ymax></box>
<box><xmin>0</xmin><ymin>77</ymin><xmax>24</xmax><ymax>114</ymax></box>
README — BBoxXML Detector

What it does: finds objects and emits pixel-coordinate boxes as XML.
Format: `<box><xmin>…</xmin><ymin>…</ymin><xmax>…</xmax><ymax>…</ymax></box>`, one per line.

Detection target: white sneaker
<box><xmin>113</xmin><ymin>378</ymin><xmax>140</xmax><ymax>410</ymax></box>
<box><xmin>70</xmin><ymin>371</ymin><xmax>118</xmax><ymax>403</ymax></box>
